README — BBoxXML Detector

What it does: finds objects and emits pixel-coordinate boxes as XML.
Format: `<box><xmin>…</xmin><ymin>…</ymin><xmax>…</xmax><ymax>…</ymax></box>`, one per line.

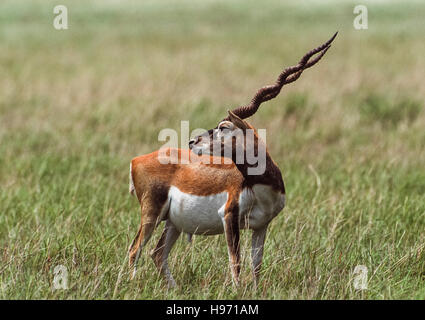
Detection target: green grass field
<box><xmin>1</xmin><ymin>0</ymin><xmax>425</xmax><ymax>299</ymax></box>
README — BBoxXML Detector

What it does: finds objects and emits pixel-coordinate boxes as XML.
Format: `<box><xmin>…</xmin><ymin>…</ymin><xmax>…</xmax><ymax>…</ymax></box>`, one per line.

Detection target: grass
<box><xmin>0</xmin><ymin>0</ymin><xmax>425</xmax><ymax>299</ymax></box>
<box><xmin>359</xmin><ymin>94</ymin><xmax>422</xmax><ymax>128</ymax></box>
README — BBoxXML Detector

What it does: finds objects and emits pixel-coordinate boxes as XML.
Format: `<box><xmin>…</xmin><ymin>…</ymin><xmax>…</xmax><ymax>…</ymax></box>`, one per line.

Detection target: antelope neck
<box><xmin>234</xmin><ymin>154</ymin><xmax>285</xmax><ymax>194</ymax></box>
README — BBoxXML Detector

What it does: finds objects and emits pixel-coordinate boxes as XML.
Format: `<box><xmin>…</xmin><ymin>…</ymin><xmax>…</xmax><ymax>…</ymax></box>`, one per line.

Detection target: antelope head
<box><xmin>189</xmin><ymin>110</ymin><xmax>257</xmax><ymax>158</ymax></box>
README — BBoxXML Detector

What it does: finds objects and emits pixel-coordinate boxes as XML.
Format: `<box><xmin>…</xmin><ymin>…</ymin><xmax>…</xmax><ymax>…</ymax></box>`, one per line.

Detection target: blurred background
<box><xmin>0</xmin><ymin>0</ymin><xmax>424</xmax><ymax>299</ymax></box>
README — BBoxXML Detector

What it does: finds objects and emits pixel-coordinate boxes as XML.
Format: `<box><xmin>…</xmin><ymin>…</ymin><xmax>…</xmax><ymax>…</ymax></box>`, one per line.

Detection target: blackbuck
<box><xmin>128</xmin><ymin>32</ymin><xmax>337</xmax><ymax>287</ymax></box>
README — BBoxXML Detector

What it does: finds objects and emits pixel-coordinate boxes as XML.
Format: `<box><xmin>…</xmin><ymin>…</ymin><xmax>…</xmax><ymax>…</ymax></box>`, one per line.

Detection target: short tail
<box><xmin>129</xmin><ymin>161</ymin><xmax>135</xmax><ymax>196</ymax></box>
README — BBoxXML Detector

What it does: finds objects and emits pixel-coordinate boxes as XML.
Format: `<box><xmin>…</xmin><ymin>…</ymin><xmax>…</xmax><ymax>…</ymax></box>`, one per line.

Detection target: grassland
<box><xmin>0</xmin><ymin>0</ymin><xmax>424</xmax><ymax>299</ymax></box>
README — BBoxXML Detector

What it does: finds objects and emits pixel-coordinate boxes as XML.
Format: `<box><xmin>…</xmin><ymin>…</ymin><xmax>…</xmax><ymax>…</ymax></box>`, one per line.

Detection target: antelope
<box><xmin>128</xmin><ymin>33</ymin><xmax>337</xmax><ymax>288</ymax></box>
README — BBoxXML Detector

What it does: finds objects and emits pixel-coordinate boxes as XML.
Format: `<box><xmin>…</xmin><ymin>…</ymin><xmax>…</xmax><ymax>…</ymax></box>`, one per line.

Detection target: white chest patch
<box><xmin>241</xmin><ymin>184</ymin><xmax>285</xmax><ymax>230</ymax></box>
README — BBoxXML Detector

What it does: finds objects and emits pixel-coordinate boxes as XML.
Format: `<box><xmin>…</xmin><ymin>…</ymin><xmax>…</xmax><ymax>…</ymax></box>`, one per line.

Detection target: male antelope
<box><xmin>128</xmin><ymin>33</ymin><xmax>337</xmax><ymax>287</ymax></box>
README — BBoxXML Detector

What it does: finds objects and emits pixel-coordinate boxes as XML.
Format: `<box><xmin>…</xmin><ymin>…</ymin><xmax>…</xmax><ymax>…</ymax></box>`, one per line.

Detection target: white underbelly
<box><xmin>167</xmin><ymin>185</ymin><xmax>285</xmax><ymax>235</ymax></box>
<box><xmin>168</xmin><ymin>186</ymin><xmax>227</xmax><ymax>235</ymax></box>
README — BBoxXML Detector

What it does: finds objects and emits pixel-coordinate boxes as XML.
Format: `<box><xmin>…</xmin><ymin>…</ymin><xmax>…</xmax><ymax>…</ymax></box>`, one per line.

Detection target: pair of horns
<box><xmin>223</xmin><ymin>32</ymin><xmax>338</xmax><ymax>121</ymax></box>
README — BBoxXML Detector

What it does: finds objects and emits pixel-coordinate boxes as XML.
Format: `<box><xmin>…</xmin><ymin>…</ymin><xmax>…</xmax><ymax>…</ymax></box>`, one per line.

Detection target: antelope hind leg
<box><xmin>128</xmin><ymin>204</ymin><xmax>158</xmax><ymax>279</ymax></box>
<box><xmin>151</xmin><ymin>219</ymin><xmax>181</xmax><ymax>288</ymax></box>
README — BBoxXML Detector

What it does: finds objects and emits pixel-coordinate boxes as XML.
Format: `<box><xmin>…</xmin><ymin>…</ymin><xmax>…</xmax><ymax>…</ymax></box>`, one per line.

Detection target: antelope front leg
<box><xmin>222</xmin><ymin>204</ymin><xmax>241</xmax><ymax>286</ymax></box>
<box><xmin>251</xmin><ymin>226</ymin><xmax>268</xmax><ymax>287</ymax></box>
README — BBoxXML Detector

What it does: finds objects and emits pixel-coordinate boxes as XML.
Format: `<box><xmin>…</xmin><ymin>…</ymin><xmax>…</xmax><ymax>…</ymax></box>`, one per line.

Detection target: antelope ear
<box><xmin>227</xmin><ymin>110</ymin><xmax>249</xmax><ymax>130</ymax></box>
